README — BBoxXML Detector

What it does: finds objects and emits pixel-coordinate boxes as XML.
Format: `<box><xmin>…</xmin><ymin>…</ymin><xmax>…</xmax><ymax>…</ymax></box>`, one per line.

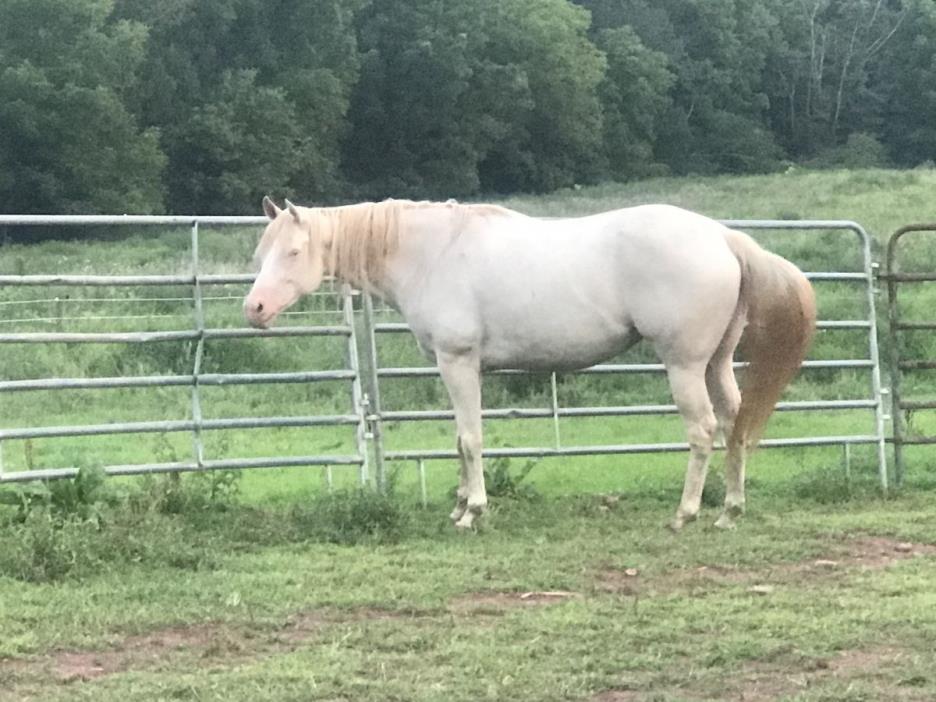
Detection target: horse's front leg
<box><xmin>436</xmin><ymin>349</ymin><xmax>485</xmax><ymax>529</ymax></box>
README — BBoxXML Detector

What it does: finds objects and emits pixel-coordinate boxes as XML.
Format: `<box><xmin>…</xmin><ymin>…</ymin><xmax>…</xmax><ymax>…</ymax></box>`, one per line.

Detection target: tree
<box><xmin>165</xmin><ymin>71</ymin><xmax>308</xmax><ymax>214</ymax></box>
<box><xmin>765</xmin><ymin>0</ymin><xmax>908</xmax><ymax>157</ymax></box>
<box><xmin>479</xmin><ymin>0</ymin><xmax>608</xmax><ymax>192</ymax></box>
<box><xmin>343</xmin><ymin>0</ymin><xmax>497</xmax><ymax>198</ymax></box>
<box><xmin>0</xmin><ymin>0</ymin><xmax>165</xmax><ymax>214</ymax></box>
<box><xmin>116</xmin><ymin>0</ymin><xmax>363</xmax><ymax>212</ymax></box>
<box><xmin>862</xmin><ymin>0</ymin><xmax>934</xmax><ymax>165</ymax></box>
<box><xmin>576</xmin><ymin>0</ymin><xmax>783</xmax><ymax>175</ymax></box>
<box><xmin>344</xmin><ymin>0</ymin><xmax>607</xmax><ymax>198</ymax></box>
<box><xmin>594</xmin><ymin>26</ymin><xmax>674</xmax><ymax>180</ymax></box>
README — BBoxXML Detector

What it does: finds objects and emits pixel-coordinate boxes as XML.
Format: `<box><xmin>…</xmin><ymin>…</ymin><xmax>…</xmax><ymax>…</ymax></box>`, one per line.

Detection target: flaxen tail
<box><xmin>724</xmin><ymin>229</ymin><xmax>817</xmax><ymax>450</ymax></box>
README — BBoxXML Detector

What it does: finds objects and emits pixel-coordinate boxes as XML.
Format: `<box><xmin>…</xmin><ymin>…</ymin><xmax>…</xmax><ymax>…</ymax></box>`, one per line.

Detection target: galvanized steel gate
<box><xmin>884</xmin><ymin>224</ymin><xmax>936</xmax><ymax>484</ymax></box>
<box><xmin>0</xmin><ymin>216</ymin><xmax>373</xmax><ymax>483</ymax></box>
<box><xmin>0</xmin><ymin>215</ymin><xmax>889</xmax><ymax>491</ymax></box>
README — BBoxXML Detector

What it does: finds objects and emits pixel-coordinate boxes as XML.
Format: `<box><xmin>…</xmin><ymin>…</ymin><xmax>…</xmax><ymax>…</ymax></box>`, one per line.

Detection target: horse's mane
<box><xmin>309</xmin><ymin>199</ymin><xmax>512</xmax><ymax>288</ymax></box>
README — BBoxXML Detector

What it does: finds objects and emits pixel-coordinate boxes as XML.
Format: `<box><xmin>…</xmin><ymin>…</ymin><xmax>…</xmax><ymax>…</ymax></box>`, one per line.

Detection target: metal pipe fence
<box><xmin>0</xmin><ymin>216</ymin><xmax>369</xmax><ymax>484</ymax></box>
<box><xmin>0</xmin><ymin>215</ymin><xmax>889</xmax><ymax>492</ymax></box>
<box><xmin>883</xmin><ymin>224</ymin><xmax>936</xmax><ymax>485</ymax></box>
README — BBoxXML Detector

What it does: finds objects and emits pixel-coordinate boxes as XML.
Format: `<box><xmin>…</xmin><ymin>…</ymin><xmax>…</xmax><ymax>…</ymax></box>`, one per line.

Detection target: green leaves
<box><xmin>0</xmin><ymin>0</ymin><xmax>165</xmax><ymax>214</ymax></box>
<box><xmin>1</xmin><ymin>0</ymin><xmax>933</xmax><ymax>216</ymax></box>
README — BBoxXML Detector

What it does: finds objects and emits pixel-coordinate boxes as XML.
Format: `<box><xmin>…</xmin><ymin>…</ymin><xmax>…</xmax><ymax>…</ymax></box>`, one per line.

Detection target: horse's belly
<box><xmin>480</xmin><ymin>321</ymin><xmax>640</xmax><ymax>371</ymax></box>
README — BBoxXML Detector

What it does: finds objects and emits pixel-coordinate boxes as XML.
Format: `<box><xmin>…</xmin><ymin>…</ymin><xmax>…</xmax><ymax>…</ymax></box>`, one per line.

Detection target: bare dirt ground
<box><xmin>592</xmin><ymin>534</ymin><xmax>936</xmax><ymax>598</ymax></box>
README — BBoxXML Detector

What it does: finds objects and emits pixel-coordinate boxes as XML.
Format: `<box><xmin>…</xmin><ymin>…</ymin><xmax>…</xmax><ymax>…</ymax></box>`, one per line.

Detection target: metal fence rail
<box><xmin>0</xmin><ymin>215</ymin><xmax>889</xmax><ymax>491</ymax></box>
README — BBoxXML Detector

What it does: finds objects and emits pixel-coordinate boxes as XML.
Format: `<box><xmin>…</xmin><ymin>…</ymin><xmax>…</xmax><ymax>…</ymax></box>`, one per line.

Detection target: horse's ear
<box><xmin>284</xmin><ymin>199</ymin><xmax>302</xmax><ymax>224</ymax></box>
<box><xmin>262</xmin><ymin>195</ymin><xmax>280</xmax><ymax>220</ymax></box>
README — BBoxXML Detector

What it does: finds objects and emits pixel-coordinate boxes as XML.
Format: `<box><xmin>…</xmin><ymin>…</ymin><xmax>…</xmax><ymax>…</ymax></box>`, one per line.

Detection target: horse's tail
<box><xmin>724</xmin><ymin>229</ymin><xmax>817</xmax><ymax>450</ymax></box>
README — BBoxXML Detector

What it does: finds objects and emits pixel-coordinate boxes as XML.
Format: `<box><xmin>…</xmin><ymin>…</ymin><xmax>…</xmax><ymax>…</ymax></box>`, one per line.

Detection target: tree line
<box><xmin>0</xmin><ymin>0</ymin><xmax>931</xmax><ymax>216</ymax></box>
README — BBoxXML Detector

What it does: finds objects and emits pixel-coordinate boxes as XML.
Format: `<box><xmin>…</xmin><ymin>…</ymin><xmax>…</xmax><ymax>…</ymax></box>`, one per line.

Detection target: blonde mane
<box><xmin>305</xmin><ymin>199</ymin><xmax>512</xmax><ymax>289</ymax></box>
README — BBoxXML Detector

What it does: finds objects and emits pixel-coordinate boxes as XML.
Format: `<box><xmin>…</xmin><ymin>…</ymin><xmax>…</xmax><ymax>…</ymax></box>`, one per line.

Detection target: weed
<box><xmin>484</xmin><ymin>457</ymin><xmax>540</xmax><ymax>500</ymax></box>
<box><xmin>134</xmin><ymin>470</ymin><xmax>242</xmax><ymax>516</ymax></box>
<box><xmin>0</xmin><ymin>509</ymin><xmax>103</xmax><ymax>582</ymax></box>
<box><xmin>289</xmin><ymin>488</ymin><xmax>409</xmax><ymax>545</ymax></box>
<box><xmin>700</xmin><ymin>472</ymin><xmax>726</xmax><ymax>508</ymax></box>
<box><xmin>0</xmin><ymin>465</ymin><xmax>111</xmax><ymax>523</ymax></box>
<box><xmin>0</xmin><ymin>466</ymin><xmax>230</xmax><ymax>582</ymax></box>
<box><xmin>791</xmin><ymin>466</ymin><xmax>881</xmax><ymax>504</ymax></box>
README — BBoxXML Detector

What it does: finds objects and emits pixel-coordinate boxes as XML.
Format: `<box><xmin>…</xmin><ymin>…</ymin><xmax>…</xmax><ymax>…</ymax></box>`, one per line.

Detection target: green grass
<box><xmin>500</xmin><ymin>167</ymin><xmax>936</xmax><ymax>242</ymax></box>
<box><xmin>2</xmin><ymin>169</ymin><xmax>936</xmax><ymax>700</ymax></box>
<box><xmin>1</xmin><ymin>486</ymin><xmax>935</xmax><ymax>701</ymax></box>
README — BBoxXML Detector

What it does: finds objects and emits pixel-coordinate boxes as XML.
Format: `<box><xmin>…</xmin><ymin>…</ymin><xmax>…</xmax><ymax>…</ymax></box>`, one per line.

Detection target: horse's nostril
<box><xmin>256</xmin><ymin>302</ymin><xmax>264</xmax><ymax>313</ymax></box>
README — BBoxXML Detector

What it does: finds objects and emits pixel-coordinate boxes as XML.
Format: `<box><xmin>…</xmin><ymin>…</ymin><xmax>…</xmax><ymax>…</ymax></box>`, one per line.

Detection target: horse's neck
<box><xmin>365</xmin><ymin>204</ymin><xmax>451</xmax><ymax>307</ymax></box>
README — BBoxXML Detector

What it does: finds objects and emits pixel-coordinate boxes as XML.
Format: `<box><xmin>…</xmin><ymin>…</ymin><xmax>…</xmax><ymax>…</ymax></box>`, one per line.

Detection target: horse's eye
<box><xmin>288</xmin><ymin>248</ymin><xmax>300</xmax><ymax>258</ymax></box>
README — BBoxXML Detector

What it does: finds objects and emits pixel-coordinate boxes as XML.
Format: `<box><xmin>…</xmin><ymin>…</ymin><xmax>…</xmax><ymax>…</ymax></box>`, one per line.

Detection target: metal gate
<box><xmin>0</xmin><ymin>215</ymin><xmax>888</xmax><ymax>492</ymax></box>
<box><xmin>0</xmin><ymin>216</ymin><xmax>374</xmax><ymax>484</ymax></box>
<box><xmin>884</xmin><ymin>224</ymin><xmax>936</xmax><ymax>484</ymax></box>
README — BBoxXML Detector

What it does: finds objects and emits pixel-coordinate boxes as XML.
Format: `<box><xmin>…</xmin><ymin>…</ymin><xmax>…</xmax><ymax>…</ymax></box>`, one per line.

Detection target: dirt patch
<box><xmin>594</xmin><ymin>534</ymin><xmax>936</xmax><ymax>597</ymax></box>
<box><xmin>1</xmin><ymin>623</ymin><xmax>254</xmax><ymax>684</ymax></box>
<box><xmin>590</xmin><ymin>647</ymin><xmax>922</xmax><ymax>702</ymax></box>
<box><xmin>0</xmin><ymin>605</ymin><xmax>432</xmax><ymax>688</ymax></box>
<box><xmin>730</xmin><ymin>647</ymin><xmax>920</xmax><ymax>702</ymax></box>
<box><xmin>825</xmin><ymin>535</ymin><xmax>936</xmax><ymax>568</ymax></box>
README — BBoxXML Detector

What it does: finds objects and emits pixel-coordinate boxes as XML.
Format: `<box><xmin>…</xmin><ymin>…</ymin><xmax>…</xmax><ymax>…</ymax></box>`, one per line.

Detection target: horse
<box><xmin>244</xmin><ymin>196</ymin><xmax>815</xmax><ymax>530</ymax></box>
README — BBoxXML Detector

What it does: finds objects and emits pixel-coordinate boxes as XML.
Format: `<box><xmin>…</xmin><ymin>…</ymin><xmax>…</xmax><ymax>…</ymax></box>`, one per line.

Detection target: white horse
<box><xmin>244</xmin><ymin>197</ymin><xmax>815</xmax><ymax>530</ymax></box>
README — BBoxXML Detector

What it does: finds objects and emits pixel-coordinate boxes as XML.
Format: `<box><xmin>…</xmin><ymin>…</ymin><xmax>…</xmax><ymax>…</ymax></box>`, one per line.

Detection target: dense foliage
<box><xmin>0</xmin><ymin>0</ymin><xmax>931</xmax><ymax>215</ymax></box>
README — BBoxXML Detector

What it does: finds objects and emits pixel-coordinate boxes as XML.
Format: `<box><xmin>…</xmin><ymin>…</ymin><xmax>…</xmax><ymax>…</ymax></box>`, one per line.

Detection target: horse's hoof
<box><xmin>454</xmin><ymin>512</ymin><xmax>477</xmax><ymax>530</ymax></box>
<box><xmin>667</xmin><ymin>511</ymin><xmax>697</xmax><ymax>532</ymax></box>
<box><xmin>449</xmin><ymin>506</ymin><xmax>467</xmax><ymax>522</ymax></box>
<box><xmin>713</xmin><ymin>513</ymin><xmax>738</xmax><ymax>530</ymax></box>
<box><xmin>453</xmin><ymin>503</ymin><xmax>486</xmax><ymax>530</ymax></box>
<box><xmin>714</xmin><ymin>504</ymin><xmax>744</xmax><ymax>530</ymax></box>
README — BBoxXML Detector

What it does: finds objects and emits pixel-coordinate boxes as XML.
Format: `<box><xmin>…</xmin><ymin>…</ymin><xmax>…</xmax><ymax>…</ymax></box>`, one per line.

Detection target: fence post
<box><xmin>884</xmin><ymin>244</ymin><xmax>906</xmax><ymax>485</ymax></box>
<box><xmin>550</xmin><ymin>372</ymin><xmax>561</xmax><ymax>448</ymax></box>
<box><xmin>190</xmin><ymin>222</ymin><xmax>206</xmax><ymax>467</ymax></box>
<box><xmin>343</xmin><ymin>284</ymin><xmax>370</xmax><ymax>485</ymax></box>
<box><xmin>360</xmin><ymin>291</ymin><xmax>387</xmax><ymax>491</ymax></box>
<box><xmin>858</xmin><ymin>225</ymin><xmax>888</xmax><ymax>492</ymax></box>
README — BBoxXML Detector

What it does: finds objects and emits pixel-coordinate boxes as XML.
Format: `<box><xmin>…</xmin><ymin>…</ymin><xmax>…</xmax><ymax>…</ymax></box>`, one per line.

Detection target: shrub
<box><xmin>790</xmin><ymin>466</ymin><xmax>881</xmax><ymax>504</ymax></box>
<box><xmin>0</xmin><ymin>467</ymin><xmax>229</xmax><ymax>582</ymax></box>
<box><xmin>139</xmin><ymin>471</ymin><xmax>242</xmax><ymax>516</ymax></box>
<box><xmin>810</xmin><ymin>133</ymin><xmax>891</xmax><ymax>170</ymax></box>
<box><xmin>289</xmin><ymin>488</ymin><xmax>409</xmax><ymax>545</ymax></box>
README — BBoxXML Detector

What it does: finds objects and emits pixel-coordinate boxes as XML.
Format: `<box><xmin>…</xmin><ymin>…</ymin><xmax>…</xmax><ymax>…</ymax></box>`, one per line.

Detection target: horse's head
<box><xmin>243</xmin><ymin>196</ymin><xmax>331</xmax><ymax>328</ymax></box>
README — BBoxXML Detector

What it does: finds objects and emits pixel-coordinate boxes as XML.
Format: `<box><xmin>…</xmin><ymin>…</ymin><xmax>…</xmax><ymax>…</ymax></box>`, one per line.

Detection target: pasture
<box><xmin>2</xmin><ymin>169</ymin><xmax>936</xmax><ymax>700</ymax></box>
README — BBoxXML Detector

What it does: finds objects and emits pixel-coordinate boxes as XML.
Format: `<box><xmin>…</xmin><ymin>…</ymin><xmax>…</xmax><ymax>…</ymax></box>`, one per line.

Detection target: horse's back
<box><xmin>397</xmin><ymin>203</ymin><xmax>743</xmax><ymax>370</ymax></box>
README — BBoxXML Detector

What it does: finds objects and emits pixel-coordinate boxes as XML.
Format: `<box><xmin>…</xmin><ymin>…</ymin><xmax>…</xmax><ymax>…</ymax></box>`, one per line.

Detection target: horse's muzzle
<box><xmin>243</xmin><ymin>297</ymin><xmax>271</xmax><ymax>329</ymax></box>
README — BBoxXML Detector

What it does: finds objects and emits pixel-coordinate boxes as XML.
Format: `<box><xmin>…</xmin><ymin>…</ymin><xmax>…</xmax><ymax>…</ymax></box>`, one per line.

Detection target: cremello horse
<box><xmin>245</xmin><ymin>197</ymin><xmax>815</xmax><ymax>530</ymax></box>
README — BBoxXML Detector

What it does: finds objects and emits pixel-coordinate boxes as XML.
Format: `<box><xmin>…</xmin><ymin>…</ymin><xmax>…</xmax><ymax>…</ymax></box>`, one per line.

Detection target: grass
<box><xmin>1</xmin><ymin>483</ymin><xmax>935</xmax><ymax>701</ymax></box>
<box><xmin>2</xmin><ymin>169</ymin><xmax>936</xmax><ymax>699</ymax></box>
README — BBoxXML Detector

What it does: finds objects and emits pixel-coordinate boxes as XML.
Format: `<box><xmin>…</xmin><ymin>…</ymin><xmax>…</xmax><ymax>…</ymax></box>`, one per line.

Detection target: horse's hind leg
<box><xmin>664</xmin><ymin>361</ymin><xmax>718</xmax><ymax>531</ymax></box>
<box><xmin>436</xmin><ymin>349</ymin><xmax>486</xmax><ymax>528</ymax></box>
<box><xmin>705</xmin><ymin>323</ymin><xmax>746</xmax><ymax>530</ymax></box>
